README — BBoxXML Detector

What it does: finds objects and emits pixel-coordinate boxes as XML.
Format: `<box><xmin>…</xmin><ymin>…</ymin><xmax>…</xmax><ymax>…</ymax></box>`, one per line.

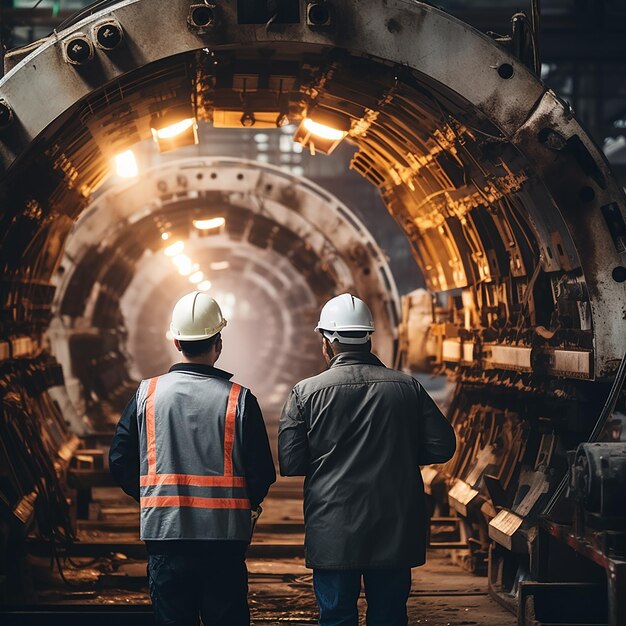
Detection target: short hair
<box><xmin>178</xmin><ymin>333</ymin><xmax>220</xmax><ymax>357</ymax></box>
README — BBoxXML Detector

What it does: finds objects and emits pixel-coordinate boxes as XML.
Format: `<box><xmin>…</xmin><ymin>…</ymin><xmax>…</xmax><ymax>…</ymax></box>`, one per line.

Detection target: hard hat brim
<box><xmin>171</xmin><ymin>319</ymin><xmax>227</xmax><ymax>341</ymax></box>
<box><xmin>315</xmin><ymin>323</ymin><xmax>375</xmax><ymax>332</ymax></box>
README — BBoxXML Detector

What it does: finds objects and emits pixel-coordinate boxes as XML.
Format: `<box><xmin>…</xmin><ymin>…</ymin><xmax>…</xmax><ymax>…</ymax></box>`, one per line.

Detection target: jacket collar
<box><xmin>328</xmin><ymin>351</ymin><xmax>385</xmax><ymax>369</ymax></box>
<box><xmin>169</xmin><ymin>362</ymin><xmax>233</xmax><ymax>380</ymax></box>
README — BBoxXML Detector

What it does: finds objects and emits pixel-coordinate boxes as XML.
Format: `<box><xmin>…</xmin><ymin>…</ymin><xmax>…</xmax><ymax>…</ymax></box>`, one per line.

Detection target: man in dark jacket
<box><xmin>110</xmin><ymin>291</ymin><xmax>276</xmax><ymax>626</ymax></box>
<box><xmin>278</xmin><ymin>293</ymin><xmax>456</xmax><ymax>626</ymax></box>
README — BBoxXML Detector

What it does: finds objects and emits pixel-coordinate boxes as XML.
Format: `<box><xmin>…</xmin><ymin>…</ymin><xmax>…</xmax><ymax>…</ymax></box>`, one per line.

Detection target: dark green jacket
<box><xmin>278</xmin><ymin>352</ymin><xmax>455</xmax><ymax>569</ymax></box>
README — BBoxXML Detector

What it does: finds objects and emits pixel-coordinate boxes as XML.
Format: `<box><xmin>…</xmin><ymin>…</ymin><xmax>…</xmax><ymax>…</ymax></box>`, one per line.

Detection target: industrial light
<box><xmin>209</xmin><ymin>261</ymin><xmax>230</xmax><ymax>271</ymax></box>
<box><xmin>172</xmin><ymin>254</ymin><xmax>192</xmax><ymax>269</ymax></box>
<box><xmin>114</xmin><ymin>150</ymin><xmax>138</xmax><ymax>178</ymax></box>
<box><xmin>169</xmin><ymin>251</ymin><xmax>199</xmax><ymax>276</ymax></box>
<box><xmin>189</xmin><ymin>271</ymin><xmax>204</xmax><ymax>284</ymax></box>
<box><xmin>161</xmin><ymin>233</ymin><xmax>170</xmax><ymax>241</ymax></box>
<box><xmin>178</xmin><ymin>262</ymin><xmax>199</xmax><ymax>277</ymax></box>
<box><xmin>193</xmin><ymin>217</ymin><xmax>226</xmax><ymax>230</ymax></box>
<box><xmin>197</xmin><ymin>280</ymin><xmax>213</xmax><ymax>291</ymax></box>
<box><xmin>150</xmin><ymin>107</ymin><xmax>199</xmax><ymax>153</ymax></box>
<box><xmin>164</xmin><ymin>241</ymin><xmax>184</xmax><ymax>257</ymax></box>
<box><xmin>293</xmin><ymin>108</ymin><xmax>351</xmax><ymax>155</ymax></box>
<box><xmin>153</xmin><ymin>118</ymin><xmax>195</xmax><ymax>140</ymax></box>
<box><xmin>302</xmin><ymin>117</ymin><xmax>346</xmax><ymax>141</ymax></box>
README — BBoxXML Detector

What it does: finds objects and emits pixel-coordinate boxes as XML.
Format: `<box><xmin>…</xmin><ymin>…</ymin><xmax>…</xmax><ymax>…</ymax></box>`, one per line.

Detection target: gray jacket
<box><xmin>278</xmin><ymin>351</ymin><xmax>456</xmax><ymax>569</ymax></box>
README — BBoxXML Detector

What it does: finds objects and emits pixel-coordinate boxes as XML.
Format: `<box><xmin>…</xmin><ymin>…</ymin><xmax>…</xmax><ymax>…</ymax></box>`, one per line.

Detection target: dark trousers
<box><xmin>313</xmin><ymin>568</ymin><xmax>411</xmax><ymax>626</ymax></box>
<box><xmin>147</xmin><ymin>542</ymin><xmax>249</xmax><ymax>626</ymax></box>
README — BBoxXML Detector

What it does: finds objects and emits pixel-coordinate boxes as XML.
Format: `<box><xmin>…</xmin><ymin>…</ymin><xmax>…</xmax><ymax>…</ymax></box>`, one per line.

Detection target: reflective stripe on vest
<box><xmin>139</xmin><ymin>377</ymin><xmax>250</xmax><ymax>514</ymax></box>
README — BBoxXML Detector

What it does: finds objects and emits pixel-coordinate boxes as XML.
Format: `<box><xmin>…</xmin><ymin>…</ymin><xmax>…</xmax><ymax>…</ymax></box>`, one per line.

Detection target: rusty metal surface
<box><xmin>0</xmin><ymin>3</ymin><xmax>625</xmax><ymax>622</ymax></box>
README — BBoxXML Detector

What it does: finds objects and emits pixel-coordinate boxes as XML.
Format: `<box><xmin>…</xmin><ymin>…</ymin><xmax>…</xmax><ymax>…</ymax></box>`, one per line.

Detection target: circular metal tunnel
<box><xmin>49</xmin><ymin>156</ymin><xmax>399</xmax><ymax>419</ymax></box>
<box><xmin>1</xmin><ymin>0</ymin><xmax>626</xmax><ymax>617</ymax></box>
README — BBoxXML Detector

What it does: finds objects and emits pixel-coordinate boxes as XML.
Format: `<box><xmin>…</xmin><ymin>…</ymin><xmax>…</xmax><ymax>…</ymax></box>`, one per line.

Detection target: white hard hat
<box><xmin>315</xmin><ymin>293</ymin><xmax>375</xmax><ymax>344</ymax></box>
<box><xmin>170</xmin><ymin>291</ymin><xmax>227</xmax><ymax>341</ymax></box>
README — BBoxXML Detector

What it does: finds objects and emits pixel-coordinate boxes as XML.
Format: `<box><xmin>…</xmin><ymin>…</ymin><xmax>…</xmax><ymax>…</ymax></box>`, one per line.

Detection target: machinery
<box><xmin>0</xmin><ymin>1</ymin><xmax>625</xmax><ymax>624</ymax></box>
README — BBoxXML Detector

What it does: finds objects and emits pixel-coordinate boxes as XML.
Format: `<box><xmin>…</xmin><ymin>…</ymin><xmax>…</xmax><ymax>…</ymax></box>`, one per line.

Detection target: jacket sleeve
<box><xmin>414</xmin><ymin>381</ymin><xmax>456</xmax><ymax>465</ymax></box>
<box><xmin>242</xmin><ymin>392</ymin><xmax>276</xmax><ymax>508</ymax></box>
<box><xmin>278</xmin><ymin>387</ymin><xmax>310</xmax><ymax>476</ymax></box>
<box><xmin>109</xmin><ymin>394</ymin><xmax>141</xmax><ymax>502</ymax></box>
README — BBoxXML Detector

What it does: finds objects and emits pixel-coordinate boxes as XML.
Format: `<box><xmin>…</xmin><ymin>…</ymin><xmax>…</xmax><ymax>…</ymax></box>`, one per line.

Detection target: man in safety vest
<box><xmin>110</xmin><ymin>291</ymin><xmax>276</xmax><ymax>626</ymax></box>
<box><xmin>278</xmin><ymin>293</ymin><xmax>456</xmax><ymax>626</ymax></box>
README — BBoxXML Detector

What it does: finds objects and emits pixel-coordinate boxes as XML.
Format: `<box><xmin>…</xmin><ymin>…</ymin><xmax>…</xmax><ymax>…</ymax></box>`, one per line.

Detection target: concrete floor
<box><xmin>22</xmin><ymin>476</ymin><xmax>516</xmax><ymax>625</ymax></box>
<box><xmin>247</xmin><ymin>554</ymin><xmax>515</xmax><ymax>625</ymax></box>
<box><xmin>248</xmin><ymin>478</ymin><xmax>515</xmax><ymax>625</ymax></box>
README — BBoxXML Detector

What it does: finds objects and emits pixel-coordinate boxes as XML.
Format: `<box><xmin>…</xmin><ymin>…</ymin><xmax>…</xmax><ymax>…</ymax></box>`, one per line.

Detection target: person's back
<box><xmin>279</xmin><ymin>293</ymin><xmax>456</xmax><ymax>626</ymax></box>
<box><xmin>137</xmin><ymin>368</ymin><xmax>254</xmax><ymax>542</ymax></box>
<box><xmin>110</xmin><ymin>291</ymin><xmax>276</xmax><ymax>626</ymax></box>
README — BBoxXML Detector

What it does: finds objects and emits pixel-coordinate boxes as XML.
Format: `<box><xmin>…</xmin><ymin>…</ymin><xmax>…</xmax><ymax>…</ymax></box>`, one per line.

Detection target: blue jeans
<box><xmin>313</xmin><ymin>568</ymin><xmax>411</xmax><ymax>626</ymax></box>
<box><xmin>147</xmin><ymin>543</ymin><xmax>249</xmax><ymax>626</ymax></box>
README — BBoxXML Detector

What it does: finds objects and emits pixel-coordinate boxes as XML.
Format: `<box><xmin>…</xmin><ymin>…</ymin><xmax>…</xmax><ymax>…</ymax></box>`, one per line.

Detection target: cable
<box><xmin>513</xmin><ymin>256</ymin><xmax>543</xmax><ymax>343</ymax></box>
<box><xmin>531</xmin><ymin>0</ymin><xmax>542</xmax><ymax>75</ymax></box>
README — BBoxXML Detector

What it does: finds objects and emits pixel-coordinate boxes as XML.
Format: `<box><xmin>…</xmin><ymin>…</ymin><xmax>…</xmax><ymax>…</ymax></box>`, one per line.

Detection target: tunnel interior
<box><xmin>48</xmin><ymin>154</ymin><xmax>400</xmax><ymax>428</ymax></box>
<box><xmin>0</xmin><ymin>0</ymin><xmax>625</xmax><ymax>622</ymax></box>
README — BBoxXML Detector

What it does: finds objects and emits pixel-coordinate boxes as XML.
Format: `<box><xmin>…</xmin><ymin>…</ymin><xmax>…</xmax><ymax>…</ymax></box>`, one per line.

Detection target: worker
<box><xmin>109</xmin><ymin>291</ymin><xmax>276</xmax><ymax>626</ymax></box>
<box><xmin>278</xmin><ymin>293</ymin><xmax>456</xmax><ymax>626</ymax></box>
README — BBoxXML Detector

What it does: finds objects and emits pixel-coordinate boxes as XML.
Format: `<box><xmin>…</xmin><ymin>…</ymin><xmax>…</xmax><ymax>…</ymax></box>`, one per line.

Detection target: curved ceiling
<box><xmin>49</xmin><ymin>156</ymin><xmax>399</xmax><ymax>410</ymax></box>
<box><xmin>1</xmin><ymin>0</ymin><xmax>625</xmax><ymax>603</ymax></box>
<box><xmin>0</xmin><ymin>0</ymin><xmax>624</xmax><ymax>381</ymax></box>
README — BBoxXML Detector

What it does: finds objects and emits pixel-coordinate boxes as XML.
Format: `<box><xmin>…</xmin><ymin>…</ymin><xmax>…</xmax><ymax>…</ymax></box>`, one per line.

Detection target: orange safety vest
<box><xmin>136</xmin><ymin>371</ymin><xmax>252</xmax><ymax>541</ymax></box>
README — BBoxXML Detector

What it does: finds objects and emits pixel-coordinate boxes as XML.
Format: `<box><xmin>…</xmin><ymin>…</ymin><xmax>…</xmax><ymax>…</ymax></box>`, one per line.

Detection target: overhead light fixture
<box><xmin>293</xmin><ymin>107</ymin><xmax>350</xmax><ymax>155</ymax></box>
<box><xmin>189</xmin><ymin>270</ymin><xmax>204</xmax><ymax>284</ymax></box>
<box><xmin>154</xmin><ymin>118</ymin><xmax>195</xmax><ymax>140</ymax></box>
<box><xmin>114</xmin><ymin>150</ymin><xmax>138</xmax><ymax>178</ymax></box>
<box><xmin>164</xmin><ymin>241</ymin><xmax>184</xmax><ymax>257</ymax></box>
<box><xmin>302</xmin><ymin>118</ymin><xmax>346</xmax><ymax>141</ymax></box>
<box><xmin>172</xmin><ymin>254</ymin><xmax>191</xmax><ymax>268</ymax></box>
<box><xmin>150</xmin><ymin>106</ymin><xmax>199</xmax><ymax>153</ymax></box>
<box><xmin>178</xmin><ymin>262</ymin><xmax>199</xmax><ymax>277</ymax></box>
<box><xmin>209</xmin><ymin>261</ymin><xmax>230</xmax><ymax>271</ymax></box>
<box><xmin>172</xmin><ymin>254</ymin><xmax>199</xmax><ymax>276</ymax></box>
<box><xmin>197</xmin><ymin>280</ymin><xmax>213</xmax><ymax>292</ymax></box>
<box><xmin>161</xmin><ymin>232</ymin><xmax>170</xmax><ymax>241</ymax></box>
<box><xmin>193</xmin><ymin>217</ymin><xmax>226</xmax><ymax>231</ymax></box>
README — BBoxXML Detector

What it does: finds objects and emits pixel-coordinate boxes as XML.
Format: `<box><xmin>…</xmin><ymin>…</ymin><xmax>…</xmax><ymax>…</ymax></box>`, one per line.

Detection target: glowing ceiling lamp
<box><xmin>189</xmin><ymin>270</ymin><xmax>204</xmax><ymax>284</ymax></box>
<box><xmin>161</xmin><ymin>232</ymin><xmax>170</xmax><ymax>241</ymax></box>
<box><xmin>302</xmin><ymin>117</ymin><xmax>347</xmax><ymax>141</ymax></box>
<box><xmin>293</xmin><ymin>108</ymin><xmax>351</xmax><ymax>155</ymax></box>
<box><xmin>178</xmin><ymin>262</ymin><xmax>199</xmax><ymax>277</ymax></box>
<box><xmin>209</xmin><ymin>261</ymin><xmax>230</xmax><ymax>271</ymax></box>
<box><xmin>150</xmin><ymin>106</ymin><xmax>199</xmax><ymax>153</ymax></box>
<box><xmin>154</xmin><ymin>118</ymin><xmax>195</xmax><ymax>140</ymax></box>
<box><xmin>171</xmin><ymin>254</ymin><xmax>190</xmax><ymax>267</ymax></box>
<box><xmin>114</xmin><ymin>149</ymin><xmax>138</xmax><ymax>178</ymax></box>
<box><xmin>164</xmin><ymin>241</ymin><xmax>184</xmax><ymax>256</ymax></box>
<box><xmin>193</xmin><ymin>217</ymin><xmax>226</xmax><ymax>231</ymax></box>
<box><xmin>197</xmin><ymin>280</ymin><xmax>212</xmax><ymax>291</ymax></box>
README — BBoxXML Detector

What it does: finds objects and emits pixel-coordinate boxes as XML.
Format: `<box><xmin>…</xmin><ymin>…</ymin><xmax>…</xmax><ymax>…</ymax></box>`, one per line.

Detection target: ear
<box><xmin>174</xmin><ymin>339</ymin><xmax>183</xmax><ymax>353</ymax></box>
<box><xmin>322</xmin><ymin>336</ymin><xmax>333</xmax><ymax>358</ymax></box>
<box><xmin>214</xmin><ymin>334</ymin><xmax>223</xmax><ymax>354</ymax></box>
